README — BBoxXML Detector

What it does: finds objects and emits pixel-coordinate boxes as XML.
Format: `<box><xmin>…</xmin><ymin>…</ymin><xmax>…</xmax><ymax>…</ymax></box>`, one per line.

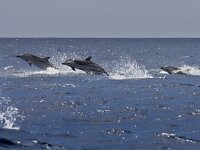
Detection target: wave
<box><xmin>158</xmin><ymin>132</ymin><xmax>200</xmax><ymax>143</ymax></box>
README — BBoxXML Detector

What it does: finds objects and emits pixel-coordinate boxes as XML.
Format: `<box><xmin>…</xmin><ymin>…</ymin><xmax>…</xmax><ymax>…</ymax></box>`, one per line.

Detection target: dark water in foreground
<box><xmin>1</xmin><ymin>38</ymin><xmax>200</xmax><ymax>149</ymax></box>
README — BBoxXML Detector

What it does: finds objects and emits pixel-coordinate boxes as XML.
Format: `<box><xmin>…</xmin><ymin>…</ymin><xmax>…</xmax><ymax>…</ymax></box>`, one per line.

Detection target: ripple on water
<box><xmin>158</xmin><ymin>133</ymin><xmax>200</xmax><ymax>144</ymax></box>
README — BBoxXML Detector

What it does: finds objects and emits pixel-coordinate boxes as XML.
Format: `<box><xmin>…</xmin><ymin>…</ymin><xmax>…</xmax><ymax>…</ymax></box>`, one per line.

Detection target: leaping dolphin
<box><xmin>16</xmin><ymin>54</ymin><xmax>56</xmax><ymax>70</ymax></box>
<box><xmin>62</xmin><ymin>56</ymin><xmax>109</xmax><ymax>76</ymax></box>
<box><xmin>161</xmin><ymin>66</ymin><xmax>186</xmax><ymax>74</ymax></box>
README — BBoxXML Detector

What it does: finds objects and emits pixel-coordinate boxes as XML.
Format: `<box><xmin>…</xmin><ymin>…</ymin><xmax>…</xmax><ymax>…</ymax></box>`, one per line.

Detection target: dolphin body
<box><xmin>62</xmin><ymin>56</ymin><xmax>109</xmax><ymax>76</ymax></box>
<box><xmin>161</xmin><ymin>66</ymin><xmax>186</xmax><ymax>74</ymax></box>
<box><xmin>16</xmin><ymin>54</ymin><xmax>56</xmax><ymax>70</ymax></box>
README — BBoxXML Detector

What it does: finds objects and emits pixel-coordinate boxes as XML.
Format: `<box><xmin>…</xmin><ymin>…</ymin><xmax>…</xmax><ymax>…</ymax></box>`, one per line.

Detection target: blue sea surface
<box><xmin>1</xmin><ymin>38</ymin><xmax>200</xmax><ymax>149</ymax></box>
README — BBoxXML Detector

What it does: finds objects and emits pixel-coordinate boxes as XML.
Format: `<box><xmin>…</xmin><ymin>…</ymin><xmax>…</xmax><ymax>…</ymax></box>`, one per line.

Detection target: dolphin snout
<box><xmin>16</xmin><ymin>54</ymin><xmax>23</xmax><ymax>58</ymax></box>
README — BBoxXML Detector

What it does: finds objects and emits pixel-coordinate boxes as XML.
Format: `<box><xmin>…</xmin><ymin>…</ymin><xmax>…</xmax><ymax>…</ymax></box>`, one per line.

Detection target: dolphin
<box><xmin>16</xmin><ymin>54</ymin><xmax>56</xmax><ymax>70</ymax></box>
<box><xmin>161</xmin><ymin>66</ymin><xmax>186</xmax><ymax>74</ymax></box>
<box><xmin>62</xmin><ymin>56</ymin><xmax>109</xmax><ymax>76</ymax></box>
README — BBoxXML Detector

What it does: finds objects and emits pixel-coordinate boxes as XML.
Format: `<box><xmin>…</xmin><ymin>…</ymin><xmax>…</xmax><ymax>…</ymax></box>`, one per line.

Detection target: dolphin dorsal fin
<box><xmin>85</xmin><ymin>56</ymin><xmax>92</xmax><ymax>61</ymax></box>
<box><xmin>43</xmin><ymin>57</ymin><xmax>51</xmax><ymax>61</ymax></box>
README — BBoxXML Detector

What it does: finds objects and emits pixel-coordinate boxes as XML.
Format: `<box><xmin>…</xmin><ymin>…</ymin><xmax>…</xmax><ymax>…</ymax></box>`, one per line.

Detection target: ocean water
<box><xmin>0</xmin><ymin>38</ymin><xmax>200</xmax><ymax>149</ymax></box>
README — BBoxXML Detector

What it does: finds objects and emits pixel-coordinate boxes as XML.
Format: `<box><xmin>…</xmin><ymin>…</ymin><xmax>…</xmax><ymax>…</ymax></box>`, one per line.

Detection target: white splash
<box><xmin>0</xmin><ymin>106</ymin><xmax>20</xmax><ymax>130</ymax></box>
<box><xmin>48</xmin><ymin>49</ymin><xmax>82</xmax><ymax>70</ymax></box>
<box><xmin>12</xmin><ymin>67</ymin><xmax>85</xmax><ymax>77</ymax></box>
<box><xmin>179</xmin><ymin>65</ymin><xmax>200</xmax><ymax>76</ymax></box>
<box><xmin>109</xmin><ymin>58</ymin><xmax>153</xmax><ymax>80</ymax></box>
<box><xmin>4</xmin><ymin>66</ymin><xmax>17</xmax><ymax>71</ymax></box>
<box><xmin>160</xmin><ymin>70</ymin><xmax>169</xmax><ymax>74</ymax></box>
<box><xmin>0</xmin><ymin>96</ymin><xmax>24</xmax><ymax>130</ymax></box>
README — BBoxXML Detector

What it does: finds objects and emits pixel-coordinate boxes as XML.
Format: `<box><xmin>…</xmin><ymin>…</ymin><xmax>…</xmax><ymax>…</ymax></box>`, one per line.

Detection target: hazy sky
<box><xmin>0</xmin><ymin>0</ymin><xmax>200</xmax><ymax>37</ymax></box>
